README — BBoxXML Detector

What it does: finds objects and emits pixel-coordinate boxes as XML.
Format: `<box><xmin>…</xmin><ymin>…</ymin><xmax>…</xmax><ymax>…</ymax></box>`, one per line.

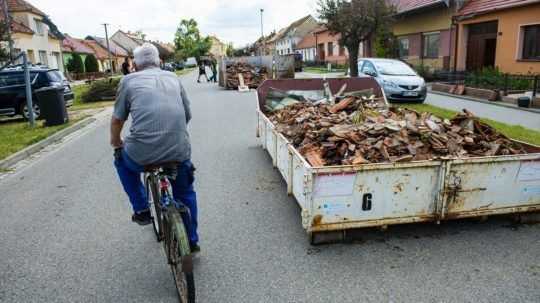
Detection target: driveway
<box><xmin>1</xmin><ymin>71</ymin><xmax>539</xmax><ymax>303</ymax></box>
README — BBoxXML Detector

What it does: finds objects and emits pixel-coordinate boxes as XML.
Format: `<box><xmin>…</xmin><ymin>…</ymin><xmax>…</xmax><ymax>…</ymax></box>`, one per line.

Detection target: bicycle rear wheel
<box><xmin>145</xmin><ymin>175</ymin><xmax>163</xmax><ymax>242</ymax></box>
<box><xmin>168</xmin><ymin>211</ymin><xmax>195</xmax><ymax>303</ymax></box>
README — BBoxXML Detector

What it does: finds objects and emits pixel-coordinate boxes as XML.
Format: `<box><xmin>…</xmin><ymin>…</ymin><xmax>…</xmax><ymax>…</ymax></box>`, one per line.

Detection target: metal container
<box><xmin>256</xmin><ymin>79</ymin><xmax>540</xmax><ymax>243</ymax></box>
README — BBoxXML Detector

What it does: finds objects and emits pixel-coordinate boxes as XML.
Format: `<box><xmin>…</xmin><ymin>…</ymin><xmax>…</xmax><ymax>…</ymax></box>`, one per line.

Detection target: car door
<box><xmin>0</xmin><ymin>74</ymin><xmax>18</xmax><ymax>115</ymax></box>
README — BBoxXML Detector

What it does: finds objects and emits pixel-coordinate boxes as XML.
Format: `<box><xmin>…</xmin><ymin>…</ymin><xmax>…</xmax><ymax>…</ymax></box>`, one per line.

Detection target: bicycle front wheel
<box><xmin>168</xmin><ymin>211</ymin><xmax>195</xmax><ymax>303</ymax></box>
<box><xmin>145</xmin><ymin>175</ymin><xmax>163</xmax><ymax>242</ymax></box>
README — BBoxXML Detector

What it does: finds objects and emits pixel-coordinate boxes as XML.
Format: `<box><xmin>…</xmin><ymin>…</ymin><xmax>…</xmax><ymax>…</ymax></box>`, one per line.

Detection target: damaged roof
<box><xmin>388</xmin><ymin>0</ymin><xmax>448</xmax><ymax>14</ymax></box>
<box><xmin>456</xmin><ymin>0</ymin><xmax>540</xmax><ymax>19</ymax></box>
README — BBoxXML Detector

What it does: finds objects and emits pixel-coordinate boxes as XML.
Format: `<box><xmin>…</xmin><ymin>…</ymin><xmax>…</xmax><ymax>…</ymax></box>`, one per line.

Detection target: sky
<box><xmin>34</xmin><ymin>0</ymin><xmax>319</xmax><ymax>47</ymax></box>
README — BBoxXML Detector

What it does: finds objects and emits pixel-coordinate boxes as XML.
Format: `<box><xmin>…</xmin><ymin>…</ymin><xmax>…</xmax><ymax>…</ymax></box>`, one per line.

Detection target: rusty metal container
<box><xmin>256</xmin><ymin>78</ymin><xmax>540</xmax><ymax>243</ymax></box>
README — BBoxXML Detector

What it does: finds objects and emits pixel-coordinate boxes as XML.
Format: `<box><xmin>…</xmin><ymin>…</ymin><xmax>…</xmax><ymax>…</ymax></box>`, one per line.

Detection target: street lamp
<box><xmin>260</xmin><ymin>8</ymin><xmax>265</xmax><ymax>56</ymax></box>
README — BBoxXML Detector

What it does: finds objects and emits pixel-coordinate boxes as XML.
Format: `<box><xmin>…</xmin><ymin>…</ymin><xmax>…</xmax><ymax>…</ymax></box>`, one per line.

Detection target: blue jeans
<box><xmin>114</xmin><ymin>150</ymin><xmax>199</xmax><ymax>245</ymax></box>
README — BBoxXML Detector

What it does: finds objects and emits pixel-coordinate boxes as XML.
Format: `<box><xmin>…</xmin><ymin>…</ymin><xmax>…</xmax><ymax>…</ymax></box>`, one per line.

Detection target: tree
<box><xmin>84</xmin><ymin>54</ymin><xmax>99</xmax><ymax>73</ymax></box>
<box><xmin>226</xmin><ymin>43</ymin><xmax>234</xmax><ymax>57</ymax></box>
<box><xmin>318</xmin><ymin>0</ymin><xmax>395</xmax><ymax>77</ymax></box>
<box><xmin>374</xmin><ymin>25</ymin><xmax>398</xmax><ymax>58</ymax></box>
<box><xmin>66</xmin><ymin>53</ymin><xmax>84</xmax><ymax>73</ymax></box>
<box><xmin>0</xmin><ymin>20</ymin><xmax>11</xmax><ymax>62</ymax></box>
<box><xmin>174</xmin><ymin>19</ymin><xmax>212</xmax><ymax>60</ymax></box>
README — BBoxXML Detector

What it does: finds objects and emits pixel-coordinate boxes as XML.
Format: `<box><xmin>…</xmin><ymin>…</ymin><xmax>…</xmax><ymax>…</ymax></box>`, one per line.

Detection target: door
<box><xmin>318</xmin><ymin>43</ymin><xmax>325</xmax><ymax>61</ymax></box>
<box><xmin>466</xmin><ymin>21</ymin><xmax>498</xmax><ymax>71</ymax></box>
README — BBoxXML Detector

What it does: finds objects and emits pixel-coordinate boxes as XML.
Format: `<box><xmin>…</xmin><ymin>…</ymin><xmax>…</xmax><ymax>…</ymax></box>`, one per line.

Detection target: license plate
<box><xmin>403</xmin><ymin>91</ymin><xmax>418</xmax><ymax>97</ymax></box>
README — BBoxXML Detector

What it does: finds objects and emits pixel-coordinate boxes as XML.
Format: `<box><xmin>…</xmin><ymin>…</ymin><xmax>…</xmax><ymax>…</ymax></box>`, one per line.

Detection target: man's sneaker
<box><xmin>132</xmin><ymin>209</ymin><xmax>152</xmax><ymax>226</ymax></box>
<box><xmin>190</xmin><ymin>243</ymin><xmax>201</xmax><ymax>254</ymax></box>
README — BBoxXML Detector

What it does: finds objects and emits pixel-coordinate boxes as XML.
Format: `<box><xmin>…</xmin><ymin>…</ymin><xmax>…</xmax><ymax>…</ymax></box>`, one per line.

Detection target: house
<box><xmin>454</xmin><ymin>0</ymin><xmax>540</xmax><ymax>74</ymax></box>
<box><xmin>263</xmin><ymin>29</ymin><xmax>285</xmax><ymax>56</ymax></box>
<box><xmin>389</xmin><ymin>0</ymin><xmax>459</xmax><ymax>71</ymax></box>
<box><xmin>208</xmin><ymin>36</ymin><xmax>227</xmax><ymax>58</ymax></box>
<box><xmin>61</xmin><ymin>34</ymin><xmax>95</xmax><ymax>73</ymax></box>
<box><xmin>295</xmin><ymin>29</ymin><xmax>317</xmax><ymax>62</ymax></box>
<box><xmin>86</xmin><ymin>36</ymin><xmax>129</xmax><ymax>73</ymax></box>
<box><xmin>111</xmin><ymin>30</ymin><xmax>143</xmax><ymax>56</ymax></box>
<box><xmin>313</xmin><ymin>26</ymin><xmax>349</xmax><ymax>65</ymax></box>
<box><xmin>151</xmin><ymin>41</ymin><xmax>174</xmax><ymax>62</ymax></box>
<box><xmin>1</xmin><ymin>0</ymin><xmax>64</xmax><ymax>71</ymax></box>
<box><xmin>82</xmin><ymin>39</ymin><xmax>113</xmax><ymax>72</ymax></box>
<box><xmin>274</xmin><ymin>15</ymin><xmax>319</xmax><ymax>56</ymax></box>
<box><xmin>253</xmin><ymin>31</ymin><xmax>277</xmax><ymax>56</ymax></box>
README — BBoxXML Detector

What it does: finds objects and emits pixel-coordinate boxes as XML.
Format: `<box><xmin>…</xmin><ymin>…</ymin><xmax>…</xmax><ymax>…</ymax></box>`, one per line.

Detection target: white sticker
<box><xmin>518</xmin><ymin>161</ymin><xmax>540</xmax><ymax>182</ymax></box>
<box><xmin>322</xmin><ymin>202</ymin><xmax>347</xmax><ymax>215</ymax></box>
<box><xmin>314</xmin><ymin>173</ymin><xmax>355</xmax><ymax>197</ymax></box>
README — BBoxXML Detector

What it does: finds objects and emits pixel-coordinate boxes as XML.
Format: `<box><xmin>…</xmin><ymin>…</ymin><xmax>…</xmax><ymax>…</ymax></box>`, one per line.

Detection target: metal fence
<box><xmin>433</xmin><ymin>71</ymin><xmax>540</xmax><ymax>97</ymax></box>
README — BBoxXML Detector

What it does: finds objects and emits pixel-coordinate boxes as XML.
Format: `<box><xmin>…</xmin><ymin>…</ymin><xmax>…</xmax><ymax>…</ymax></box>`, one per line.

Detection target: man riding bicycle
<box><xmin>110</xmin><ymin>43</ymin><xmax>199</xmax><ymax>252</ymax></box>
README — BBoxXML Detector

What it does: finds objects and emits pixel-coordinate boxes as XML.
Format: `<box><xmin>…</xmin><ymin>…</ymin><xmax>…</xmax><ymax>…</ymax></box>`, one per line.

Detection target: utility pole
<box><xmin>102</xmin><ymin>23</ymin><xmax>114</xmax><ymax>74</ymax></box>
<box><xmin>2</xmin><ymin>0</ymin><xmax>15</xmax><ymax>60</ymax></box>
<box><xmin>260</xmin><ymin>9</ymin><xmax>265</xmax><ymax>56</ymax></box>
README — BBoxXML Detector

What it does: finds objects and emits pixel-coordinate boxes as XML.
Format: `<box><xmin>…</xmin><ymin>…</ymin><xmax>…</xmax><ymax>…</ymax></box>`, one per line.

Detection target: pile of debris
<box><xmin>268</xmin><ymin>95</ymin><xmax>526</xmax><ymax>166</ymax></box>
<box><xmin>226</xmin><ymin>62</ymin><xmax>268</xmax><ymax>89</ymax></box>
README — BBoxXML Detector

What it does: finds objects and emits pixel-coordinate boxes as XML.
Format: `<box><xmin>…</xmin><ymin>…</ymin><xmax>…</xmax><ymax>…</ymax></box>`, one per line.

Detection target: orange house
<box><xmin>313</xmin><ymin>26</ymin><xmax>349</xmax><ymax>65</ymax></box>
<box><xmin>454</xmin><ymin>0</ymin><xmax>540</xmax><ymax>74</ymax></box>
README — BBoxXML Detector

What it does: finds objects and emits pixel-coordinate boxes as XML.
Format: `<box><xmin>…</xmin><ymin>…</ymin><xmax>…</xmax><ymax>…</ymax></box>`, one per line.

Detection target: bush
<box><xmin>84</xmin><ymin>54</ymin><xmax>99</xmax><ymax>73</ymax></box>
<box><xmin>414</xmin><ymin>64</ymin><xmax>435</xmax><ymax>82</ymax></box>
<box><xmin>81</xmin><ymin>78</ymin><xmax>120</xmax><ymax>103</ymax></box>
<box><xmin>66</xmin><ymin>53</ymin><xmax>84</xmax><ymax>73</ymax></box>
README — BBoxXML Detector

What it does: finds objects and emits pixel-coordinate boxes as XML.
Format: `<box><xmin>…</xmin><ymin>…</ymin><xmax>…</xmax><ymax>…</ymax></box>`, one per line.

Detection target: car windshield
<box><xmin>47</xmin><ymin>70</ymin><xmax>64</xmax><ymax>82</ymax></box>
<box><xmin>373</xmin><ymin>61</ymin><xmax>417</xmax><ymax>76</ymax></box>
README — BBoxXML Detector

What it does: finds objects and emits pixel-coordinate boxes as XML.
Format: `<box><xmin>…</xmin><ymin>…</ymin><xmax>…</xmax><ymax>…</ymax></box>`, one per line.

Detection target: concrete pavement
<box><xmin>1</xmin><ymin>71</ymin><xmax>539</xmax><ymax>303</ymax></box>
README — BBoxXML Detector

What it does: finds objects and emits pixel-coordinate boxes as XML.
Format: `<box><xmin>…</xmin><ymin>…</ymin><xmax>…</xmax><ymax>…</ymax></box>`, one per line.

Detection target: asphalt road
<box><xmin>425</xmin><ymin>93</ymin><xmax>540</xmax><ymax>131</ymax></box>
<box><xmin>1</xmin><ymin>71</ymin><xmax>539</xmax><ymax>303</ymax></box>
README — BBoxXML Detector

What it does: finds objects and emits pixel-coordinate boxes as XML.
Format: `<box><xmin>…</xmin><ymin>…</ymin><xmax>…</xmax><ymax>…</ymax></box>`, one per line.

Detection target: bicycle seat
<box><xmin>143</xmin><ymin>162</ymin><xmax>180</xmax><ymax>172</ymax></box>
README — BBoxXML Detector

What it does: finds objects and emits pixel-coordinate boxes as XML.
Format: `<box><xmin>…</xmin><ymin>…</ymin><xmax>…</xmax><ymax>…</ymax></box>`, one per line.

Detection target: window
<box><xmin>522</xmin><ymin>25</ymin><xmax>540</xmax><ymax>60</ymax></box>
<box><xmin>398</xmin><ymin>37</ymin><xmax>409</xmax><ymax>58</ymax></box>
<box><xmin>361</xmin><ymin>61</ymin><xmax>377</xmax><ymax>76</ymax></box>
<box><xmin>339</xmin><ymin>45</ymin><xmax>346</xmax><ymax>56</ymax></box>
<box><xmin>327</xmin><ymin>42</ymin><xmax>334</xmax><ymax>56</ymax></box>
<box><xmin>423</xmin><ymin>32</ymin><xmax>440</xmax><ymax>58</ymax></box>
<box><xmin>38</xmin><ymin>51</ymin><xmax>48</xmax><ymax>66</ymax></box>
<box><xmin>34</xmin><ymin>19</ymin><xmax>44</xmax><ymax>35</ymax></box>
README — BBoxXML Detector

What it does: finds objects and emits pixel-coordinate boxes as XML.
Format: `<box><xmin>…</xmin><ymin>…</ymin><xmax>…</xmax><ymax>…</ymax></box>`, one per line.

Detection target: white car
<box><xmin>185</xmin><ymin>57</ymin><xmax>197</xmax><ymax>68</ymax></box>
<box><xmin>358</xmin><ymin>58</ymin><xmax>427</xmax><ymax>103</ymax></box>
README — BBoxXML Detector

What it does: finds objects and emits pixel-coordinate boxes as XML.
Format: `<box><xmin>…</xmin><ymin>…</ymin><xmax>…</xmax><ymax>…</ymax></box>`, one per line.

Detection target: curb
<box><xmin>0</xmin><ymin>116</ymin><xmax>97</xmax><ymax>169</ymax></box>
<box><xmin>429</xmin><ymin>90</ymin><xmax>540</xmax><ymax>115</ymax></box>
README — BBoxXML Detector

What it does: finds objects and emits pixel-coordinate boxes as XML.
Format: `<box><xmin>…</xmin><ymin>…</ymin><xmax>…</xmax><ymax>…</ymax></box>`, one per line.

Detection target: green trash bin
<box><xmin>35</xmin><ymin>86</ymin><xmax>69</xmax><ymax>126</ymax></box>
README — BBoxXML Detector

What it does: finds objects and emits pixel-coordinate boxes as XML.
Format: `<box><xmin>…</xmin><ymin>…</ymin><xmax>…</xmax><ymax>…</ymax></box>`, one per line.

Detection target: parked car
<box><xmin>173</xmin><ymin>61</ymin><xmax>185</xmax><ymax>70</ymax></box>
<box><xmin>185</xmin><ymin>57</ymin><xmax>197</xmax><ymax>68</ymax></box>
<box><xmin>357</xmin><ymin>58</ymin><xmax>427</xmax><ymax>103</ymax></box>
<box><xmin>0</xmin><ymin>66</ymin><xmax>74</xmax><ymax>119</ymax></box>
<box><xmin>162</xmin><ymin>63</ymin><xmax>175</xmax><ymax>72</ymax></box>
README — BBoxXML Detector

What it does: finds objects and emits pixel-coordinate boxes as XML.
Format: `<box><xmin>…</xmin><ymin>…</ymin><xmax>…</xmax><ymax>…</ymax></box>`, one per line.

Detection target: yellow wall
<box><xmin>393</xmin><ymin>8</ymin><xmax>453</xmax><ymax>36</ymax></box>
<box><xmin>456</xmin><ymin>4</ymin><xmax>540</xmax><ymax>74</ymax></box>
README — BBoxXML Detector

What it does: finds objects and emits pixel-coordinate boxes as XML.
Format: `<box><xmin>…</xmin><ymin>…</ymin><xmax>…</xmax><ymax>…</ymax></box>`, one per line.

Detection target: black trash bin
<box><xmin>35</xmin><ymin>86</ymin><xmax>69</xmax><ymax>126</ymax></box>
<box><xmin>517</xmin><ymin>96</ymin><xmax>531</xmax><ymax>108</ymax></box>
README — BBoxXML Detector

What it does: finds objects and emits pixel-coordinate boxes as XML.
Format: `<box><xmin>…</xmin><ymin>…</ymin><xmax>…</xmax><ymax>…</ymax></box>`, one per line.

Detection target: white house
<box><xmin>2</xmin><ymin>0</ymin><xmax>64</xmax><ymax>71</ymax></box>
<box><xmin>274</xmin><ymin>15</ymin><xmax>319</xmax><ymax>56</ymax></box>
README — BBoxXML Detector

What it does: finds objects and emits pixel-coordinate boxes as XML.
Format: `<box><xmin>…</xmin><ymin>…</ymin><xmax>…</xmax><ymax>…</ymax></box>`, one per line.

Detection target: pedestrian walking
<box><xmin>121</xmin><ymin>57</ymin><xmax>131</xmax><ymax>75</ymax></box>
<box><xmin>209</xmin><ymin>58</ymin><xmax>218</xmax><ymax>83</ymax></box>
<box><xmin>197</xmin><ymin>60</ymin><xmax>209</xmax><ymax>83</ymax></box>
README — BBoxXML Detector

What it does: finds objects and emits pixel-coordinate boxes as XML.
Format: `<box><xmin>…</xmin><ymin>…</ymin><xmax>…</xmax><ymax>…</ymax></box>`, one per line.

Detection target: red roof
<box><xmin>0</xmin><ymin>13</ymin><xmax>33</xmax><ymax>34</ymax></box>
<box><xmin>62</xmin><ymin>35</ymin><xmax>94</xmax><ymax>54</ymax></box>
<box><xmin>296</xmin><ymin>32</ymin><xmax>316</xmax><ymax>50</ymax></box>
<box><xmin>7</xmin><ymin>0</ymin><xmax>46</xmax><ymax>16</ymax></box>
<box><xmin>388</xmin><ymin>0</ymin><xmax>446</xmax><ymax>14</ymax></box>
<box><xmin>82</xmin><ymin>40</ymin><xmax>111</xmax><ymax>60</ymax></box>
<box><xmin>456</xmin><ymin>0</ymin><xmax>540</xmax><ymax>18</ymax></box>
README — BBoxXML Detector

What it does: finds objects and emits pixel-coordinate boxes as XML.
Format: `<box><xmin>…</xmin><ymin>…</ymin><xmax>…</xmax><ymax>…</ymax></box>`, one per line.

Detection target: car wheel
<box><xmin>21</xmin><ymin>102</ymin><xmax>41</xmax><ymax>120</ymax></box>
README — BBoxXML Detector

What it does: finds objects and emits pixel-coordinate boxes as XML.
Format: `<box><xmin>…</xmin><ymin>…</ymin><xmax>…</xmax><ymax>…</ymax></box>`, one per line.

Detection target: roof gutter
<box><xmin>393</xmin><ymin>1</ymin><xmax>447</xmax><ymax>17</ymax></box>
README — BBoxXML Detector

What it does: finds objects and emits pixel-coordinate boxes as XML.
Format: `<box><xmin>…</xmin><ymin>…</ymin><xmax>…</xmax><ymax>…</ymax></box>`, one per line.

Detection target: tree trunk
<box><xmin>347</xmin><ymin>42</ymin><xmax>360</xmax><ymax>77</ymax></box>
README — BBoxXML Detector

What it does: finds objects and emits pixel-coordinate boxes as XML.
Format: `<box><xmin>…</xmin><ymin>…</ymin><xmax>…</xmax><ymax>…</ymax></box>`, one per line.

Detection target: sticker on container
<box><xmin>322</xmin><ymin>202</ymin><xmax>347</xmax><ymax>215</ymax></box>
<box><xmin>522</xmin><ymin>186</ymin><xmax>540</xmax><ymax>196</ymax></box>
<box><xmin>517</xmin><ymin>161</ymin><xmax>540</xmax><ymax>182</ymax></box>
<box><xmin>314</xmin><ymin>173</ymin><xmax>356</xmax><ymax>197</ymax></box>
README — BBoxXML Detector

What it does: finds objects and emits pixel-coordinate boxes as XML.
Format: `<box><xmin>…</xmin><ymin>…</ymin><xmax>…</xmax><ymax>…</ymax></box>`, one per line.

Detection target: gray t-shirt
<box><xmin>113</xmin><ymin>68</ymin><xmax>192</xmax><ymax>166</ymax></box>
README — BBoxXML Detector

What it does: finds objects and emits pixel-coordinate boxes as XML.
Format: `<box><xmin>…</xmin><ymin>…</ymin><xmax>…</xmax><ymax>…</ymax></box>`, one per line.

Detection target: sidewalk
<box><xmin>426</xmin><ymin>92</ymin><xmax>540</xmax><ymax>131</ymax></box>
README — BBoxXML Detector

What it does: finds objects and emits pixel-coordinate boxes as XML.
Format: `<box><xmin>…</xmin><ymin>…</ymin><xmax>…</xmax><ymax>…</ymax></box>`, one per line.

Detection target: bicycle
<box><xmin>144</xmin><ymin>162</ymin><xmax>195</xmax><ymax>303</ymax></box>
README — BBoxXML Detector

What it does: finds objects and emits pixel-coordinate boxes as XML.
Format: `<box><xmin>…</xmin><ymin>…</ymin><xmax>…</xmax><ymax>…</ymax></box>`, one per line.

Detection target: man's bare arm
<box><xmin>110</xmin><ymin>117</ymin><xmax>125</xmax><ymax>148</ymax></box>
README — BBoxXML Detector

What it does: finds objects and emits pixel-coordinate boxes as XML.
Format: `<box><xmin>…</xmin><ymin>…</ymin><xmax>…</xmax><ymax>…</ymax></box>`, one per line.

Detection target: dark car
<box><xmin>0</xmin><ymin>66</ymin><xmax>74</xmax><ymax>119</ymax></box>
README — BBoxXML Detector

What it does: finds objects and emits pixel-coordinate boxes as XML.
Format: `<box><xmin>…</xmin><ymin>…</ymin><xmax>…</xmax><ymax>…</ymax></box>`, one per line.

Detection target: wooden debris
<box><xmin>226</xmin><ymin>62</ymin><xmax>268</xmax><ymax>89</ymax></box>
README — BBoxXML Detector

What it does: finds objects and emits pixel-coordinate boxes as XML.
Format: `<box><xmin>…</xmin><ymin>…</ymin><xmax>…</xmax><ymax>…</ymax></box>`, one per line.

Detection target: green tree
<box><xmin>318</xmin><ymin>0</ymin><xmax>395</xmax><ymax>77</ymax></box>
<box><xmin>174</xmin><ymin>19</ymin><xmax>212</xmax><ymax>60</ymax></box>
<box><xmin>84</xmin><ymin>54</ymin><xmax>99</xmax><ymax>73</ymax></box>
<box><xmin>226</xmin><ymin>43</ymin><xmax>234</xmax><ymax>57</ymax></box>
<box><xmin>66</xmin><ymin>53</ymin><xmax>84</xmax><ymax>73</ymax></box>
<box><xmin>0</xmin><ymin>20</ymin><xmax>11</xmax><ymax>62</ymax></box>
<box><xmin>374</xmin><ymin>25</ymin><xmax>398</xmax><ymax>58</ymax></box>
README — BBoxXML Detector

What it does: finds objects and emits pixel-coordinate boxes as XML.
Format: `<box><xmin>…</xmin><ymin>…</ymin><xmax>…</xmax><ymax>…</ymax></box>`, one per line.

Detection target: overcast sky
<box><xmin>34</xmin><ymin>0</ymin><xmax>319</xmax><ymax>47</ymax></box>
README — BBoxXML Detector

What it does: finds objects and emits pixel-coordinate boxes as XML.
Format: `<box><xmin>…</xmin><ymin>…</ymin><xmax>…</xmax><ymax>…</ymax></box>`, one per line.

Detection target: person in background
<box><xmin>197</xmin><ymin>60</ymin><xmax>209</xmax><ymax>83</ymax></box>
<box><xmin>121</xmin><ymin>57</ymin><xmax>131</xmax><ymax>75</ymax></box>
<box><xmin>209</xmin><ymin>57</ymin><xmax>218</xmax><ymax>83</ymax></box>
